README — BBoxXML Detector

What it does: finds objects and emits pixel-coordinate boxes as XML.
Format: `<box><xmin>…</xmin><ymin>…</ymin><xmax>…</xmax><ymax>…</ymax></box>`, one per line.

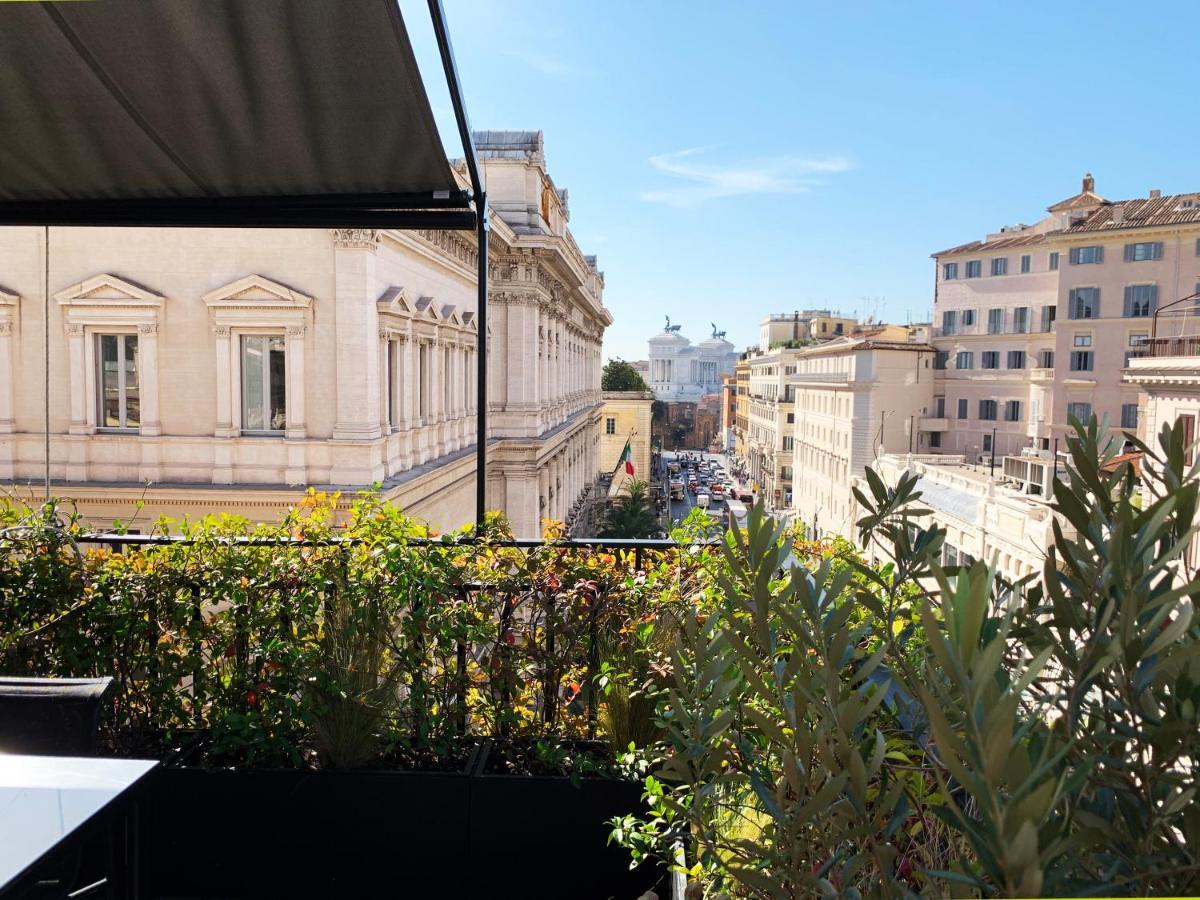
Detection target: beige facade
<box><xmin>789</xmin><ymin>338</ymin><xmax>936</xmax><ymax>539</ymax></box>
<box><xmin>0</xmin><ymin>131</ymin><xmax>612</xmax><ymax>538</ymax></box>
<box><xmin>743</xmin><ymin>347</ymin><xmax>802</xmax><ymax>507</ymax></box>
<box><xmin>599</xmin><ymin>391</ymin><xmax>652</xmax><ymax>485</ymax></box>
<box><xmin>758</xmin><ymin>310</ymin><xmax>856</xmax><ymax>350</ymax></box>
<box><xmin>733</xmin><ymin>357</ymin><xmax>750</xmax><ymax>460</ymax></box>
<box><xmin>932</xmin><ymin>175</ymin><xmax>1200</xmax><ymax>459</ymax></box>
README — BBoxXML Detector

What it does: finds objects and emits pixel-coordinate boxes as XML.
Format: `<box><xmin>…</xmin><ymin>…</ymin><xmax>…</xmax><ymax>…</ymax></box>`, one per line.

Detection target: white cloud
<box><xmin>504</xmin><ymin>48</ymin><xmax>575</xmax><ymax>78</ymax></box>
<box><xmin>641</xmin><ymin>146</ymin><xmax>852</xmax><ymax>207</ymax></box>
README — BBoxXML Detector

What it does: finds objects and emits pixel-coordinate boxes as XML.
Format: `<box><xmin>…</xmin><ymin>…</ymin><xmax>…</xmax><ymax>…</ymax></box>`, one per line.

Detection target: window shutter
<box><xmin>1096</xmin><ymin>246</ymin><xmax>1104</xmax><ymax>263</ymax></box>
<box><xmin>1148</xmin><ymin>284</ymin><xmax>1158</xmax><ymax>314</ymax></box>
<box><xmin>1123</xmin><ymin>286</ymin><xmax>1133</xmax><ymax>317</ymax></box>
<box><xmin>1069</xmin><ymin>247</ymin><xmax>1079</xmax><ymax>265</ymax></box>
<box><xmin>1124</xmin><ymin>244</ymin><xmax>1134</xmax><ymax>262</ymax></box>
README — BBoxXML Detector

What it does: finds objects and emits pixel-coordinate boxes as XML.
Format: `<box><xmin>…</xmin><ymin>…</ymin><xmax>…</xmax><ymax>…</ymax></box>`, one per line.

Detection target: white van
<box><xmin>725</xmin><ymin>498</ymin><xmax>749</xmax><ymax>531</ymax></box>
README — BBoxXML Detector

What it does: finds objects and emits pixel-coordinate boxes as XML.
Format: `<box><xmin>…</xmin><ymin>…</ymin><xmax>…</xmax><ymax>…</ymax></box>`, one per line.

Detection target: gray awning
<box><xmin>0</xmin><ymin>0</ymin><xmax>474</xmax><ymax>228</ymax></box>
<box><xmin>914</xmin><ymin>477</ymin><xmax>979</xmax><ymax>523</ymax></box>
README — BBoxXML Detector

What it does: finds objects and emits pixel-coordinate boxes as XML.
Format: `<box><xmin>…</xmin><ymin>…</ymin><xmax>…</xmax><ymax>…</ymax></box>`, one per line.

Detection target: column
<box><xmin>0</xmin><ymin>320</ymin><xmax>13</xmax><ymax>434</ymax></box>
<box><xmin>378</xmin><ymin>331</ymin><xmax>391</xmax><ymax>433</ymax></box>
<box><xmin>65</xmin><ymin>324</ymin><xmax>88</xmax><ymax>434</ymax></box>
<box><xmin>284</xmin><ymin>325</ymin><xmax>307</xmax><ymax>440</ymax></box>
<box><xmin>331</xmin><ymin>229</ymin><xmax>383</xmax><ymax>443</ymax></box>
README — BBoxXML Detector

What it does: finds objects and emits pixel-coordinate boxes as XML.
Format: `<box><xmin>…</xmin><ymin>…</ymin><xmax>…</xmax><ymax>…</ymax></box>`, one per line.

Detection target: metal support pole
<box><xmin>427</xmin><ymin>0</ymin><xmax>488</xmax><ymax>531</ymax></box>
<box><xmin>990</xmin><ymin>426</ymin><xmax>997</xmax><ymax>476</ymax></box>
<box><xmin>475</xmin><ymin>197</ymin><xmax>488</xmax><ymax>529</ymax></box>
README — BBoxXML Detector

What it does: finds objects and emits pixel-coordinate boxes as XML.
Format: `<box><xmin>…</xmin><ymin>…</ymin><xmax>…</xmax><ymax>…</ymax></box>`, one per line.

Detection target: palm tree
<box><xmin>598</xmin><ymin>479</ymin><xmax>659</xmax><ymax>538</ymax></box>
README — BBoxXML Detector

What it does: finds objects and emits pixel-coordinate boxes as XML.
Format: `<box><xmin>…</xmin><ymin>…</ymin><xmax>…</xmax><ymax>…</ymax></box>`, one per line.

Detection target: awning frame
<box><xmin>3</xmin><ymin>0</ymin><xmax>492</xmax><ymax>530</ymax></box>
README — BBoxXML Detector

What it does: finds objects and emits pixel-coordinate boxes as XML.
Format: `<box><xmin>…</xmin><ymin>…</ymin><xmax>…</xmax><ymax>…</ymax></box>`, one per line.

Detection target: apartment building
<box><xmin>744</xmin><ymin>347</ymin><xmax>800</xmax><ymax>507</ymax></box>
<box><xmin>758</xmin><ymin>311</ymin><xmax>858</xmax><ymax>350</ymax></box>
<box><xmin>0</xmin><ymin>130</ymin><xmax>612</xmax><ymax>537</ymax></box>
<box><xmin>932</xmin><ymin>175</ymin><xmax>1200</xmax><ymax>457</ymax></box>
<box><xmin>719</xmin><ymin>372</ymin><xmax>736</xmax><ymax>454</ymax></box>
<box><xmin>733</xmin><ymin>356</ymin><xmax>750</xmax><ymax>460</ymax></box>
<box><xmin>789</xmin><ymin>336</ymin><xmax>936</xmax><ymax>539</ymax></box>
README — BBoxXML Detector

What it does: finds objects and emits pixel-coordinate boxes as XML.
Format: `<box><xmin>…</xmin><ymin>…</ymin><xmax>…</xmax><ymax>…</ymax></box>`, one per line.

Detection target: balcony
<box><xmin>1</xmin><ymin>501</ymin><xmax>690</xmax><ymax>897</ymax></box>
<box><xmin>1141</xmin><ymin>335</ymin><xmax>1200</xmax><ymax>358</ymax></box>
<box><xmin>918</xmin><ymin>416</ymin><xmax>950</xmax><ymax>431</ymax></box>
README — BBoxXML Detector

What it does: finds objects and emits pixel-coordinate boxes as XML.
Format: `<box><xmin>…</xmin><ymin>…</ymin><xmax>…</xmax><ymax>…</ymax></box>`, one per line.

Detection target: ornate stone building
<box><xmin>0</xmin><ymin>130</ymin><xmax>611</xmax><ymax>538</ymax></box>
<box><xmin>647</xmin><ymin>320</ymin><xmax>738</xmax><ymax>402</ymax></box>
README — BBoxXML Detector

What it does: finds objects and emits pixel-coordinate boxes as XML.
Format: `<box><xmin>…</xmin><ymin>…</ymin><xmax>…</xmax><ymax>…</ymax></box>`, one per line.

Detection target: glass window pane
<box><xmin>268</xmin><ymin>337</ymin><xmax>287</xmax><ymax>430</ymax></box>
<box><xmin>124</xmin><ymin>334</ymin><xmax>140</xmax><ymax>428</ymax></box>
<box><xmin>242</xmin><ymin>336</ymin><xmax>266</xmax><ymax>431</ymax></box>
<box><xmin>100</xmin><ymin>335</ymin><xmax>120</xmax><ymax>427</ymax></box>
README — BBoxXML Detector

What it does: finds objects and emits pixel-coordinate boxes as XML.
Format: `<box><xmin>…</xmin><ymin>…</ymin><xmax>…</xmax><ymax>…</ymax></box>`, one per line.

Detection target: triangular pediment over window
<box><xmin>202</xmin><ymin>274</ymin><xmax>313</xmax><ymax>310</ymax></box>
<box><xmin>376</xmin><ymin>285</ymin><xmax>416</xmax><ymax>316</ymax></box>
<box><xmin>414</xmin><ymin>296</ymin><xmax>441</xmax><ymax>320</ymax></box>
<box><xmin>55</xmin><ymin>273</ymin><xmax>164</xmax><ymax>309</ymax></box>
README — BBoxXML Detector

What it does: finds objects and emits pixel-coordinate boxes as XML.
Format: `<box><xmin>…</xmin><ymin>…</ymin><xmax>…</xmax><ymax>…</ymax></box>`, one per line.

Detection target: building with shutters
<box><xmin>931</xmin><ymin>175</ymin><xmax>1200</xmax><ymax>459</ymax></box>
<box><xmin>0</xmin><ymin>130</ymin><xmax>612</xmax><ymax>538</ymax></box>
<box><xmin>788</xmin><ymin>336</ymin><xmax>936</xmax><ymax>539</ymax></box>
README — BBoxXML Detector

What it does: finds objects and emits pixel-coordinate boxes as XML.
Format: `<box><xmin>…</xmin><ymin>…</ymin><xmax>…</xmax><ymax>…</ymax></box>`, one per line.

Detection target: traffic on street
<box><xmin>651</xmin><ymin>449</ymin><xmax>756</xmax><ymax>533</ymax></box>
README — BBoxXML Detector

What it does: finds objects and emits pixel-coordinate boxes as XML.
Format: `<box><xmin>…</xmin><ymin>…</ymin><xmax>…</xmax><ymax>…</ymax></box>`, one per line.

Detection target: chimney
<box><xmin>1150</xmin><ymin>189</ymin><xmax>1162</xmax><ymax>199</ymax></box>
<box><xmin>1082</xmin><ymin>173</ymin><xmax>1095</xmax><ymax>193</ymax></box>
<box><xmin>1112</xmin><ymin>204</ymin><xmax>1124</xmax><ymax>225</ymax></box>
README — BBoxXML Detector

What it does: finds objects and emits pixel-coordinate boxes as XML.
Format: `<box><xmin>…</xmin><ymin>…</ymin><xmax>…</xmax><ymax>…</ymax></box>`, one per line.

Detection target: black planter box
<box><xmin>145</xmin><ymin>767</ymin><xmax>662</xmax><ymax>899</ymax></box>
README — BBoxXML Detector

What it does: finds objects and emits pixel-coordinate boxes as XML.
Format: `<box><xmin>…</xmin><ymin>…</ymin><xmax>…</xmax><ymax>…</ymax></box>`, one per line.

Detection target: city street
<box><xmin>655</xmin><ymin>449</ymin><xmax>749</xmax><ymax>528</ymax></box>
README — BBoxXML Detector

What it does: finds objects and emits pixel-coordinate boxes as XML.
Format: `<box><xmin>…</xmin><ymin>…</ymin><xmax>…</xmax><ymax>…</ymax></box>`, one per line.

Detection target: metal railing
<box><xmin>1141</xmin><ymin>336</ymin><xmax>1200</xmax><ymax>358</ymax></box>
<box><xmin>9</xmin><ymin>529</ymin><xmax>703</xmax><ymax>746</ymax></box>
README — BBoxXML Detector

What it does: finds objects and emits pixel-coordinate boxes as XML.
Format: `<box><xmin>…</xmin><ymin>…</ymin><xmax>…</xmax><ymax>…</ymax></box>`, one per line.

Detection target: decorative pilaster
<box><xmin>331</xmin><ymin>229</ymin><xmax>384</xmax><ymax>454</ymax></box>
<box><xmin>136</xmin><ymin>322</ymin><xmax>162</xmax><ymax>437</ymax></box>
<box><xmin>284</xmin><ymin>324</ymin><xmax>307</xmax><ymax>440</ymax></box>
<box><xmin>65</xmin><ymin>324</ymin><xmax>88</xmax><ymax>435</ymax></box>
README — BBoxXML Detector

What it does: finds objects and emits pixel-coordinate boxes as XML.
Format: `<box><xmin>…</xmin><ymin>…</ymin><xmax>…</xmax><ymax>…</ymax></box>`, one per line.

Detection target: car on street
<box><xmin>710</xmin><ymin>483</ymin><xmax>723</xmax><ymax>498</ymax></box>
<box><xmin>669</xmin><ymin>480</ymin><xmax>685</xmax><ymax>500</ymax></box>
<box><xmin>696</xmin><ymin>491</ymin><xmax>710</xmax><ymax>509</ymax></box>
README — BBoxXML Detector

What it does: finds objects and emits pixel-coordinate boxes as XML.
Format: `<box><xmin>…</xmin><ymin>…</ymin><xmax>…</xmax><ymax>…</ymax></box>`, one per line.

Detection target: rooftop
<box><xmin>474</xmin><ymin>129</ymin><xmax>545</xmax><ymax>162</ymax></box>
<box><xmin>933</xmin><ymin>174</ymin><xmax>1200</xmax><ymax>257</ymax></box>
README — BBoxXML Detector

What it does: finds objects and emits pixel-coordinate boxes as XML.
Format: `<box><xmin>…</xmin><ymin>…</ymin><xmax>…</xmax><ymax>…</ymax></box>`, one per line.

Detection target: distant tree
<box><xmin>601</xmin><ymin>359</ymin><xmax>648</xmax><ymax>392</ymax></box>
<box><xmin>598</xmin><ymin>479</ymin><xmax>658</xmax><ymax>538</ymax></box>
<box><xmin>671</xmin><ymin>423</ymin><xmax>689</xmax><ymax>449</ymax></box>
<box><xmin>651</xmin><ymin>400</ymin><xmax>667</xmax><ymax>422</ymax></box>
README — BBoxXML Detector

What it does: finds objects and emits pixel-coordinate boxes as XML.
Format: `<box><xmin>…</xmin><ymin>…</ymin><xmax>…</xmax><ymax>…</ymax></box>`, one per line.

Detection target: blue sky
<box><xmin>406</xmin><ymin>1</ymin><xmax>1200</xmax><ymax>362</ymax></box>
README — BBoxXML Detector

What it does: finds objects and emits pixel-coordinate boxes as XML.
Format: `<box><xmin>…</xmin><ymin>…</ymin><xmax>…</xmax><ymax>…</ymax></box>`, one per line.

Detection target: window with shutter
<box><xmin>1067</xmin><ymin>402</ymin><xmax>1093</xmax><ymax>424</ymax></box>
<box><xmin>1049</xmin><ymin>251</ymin><xmax>1060</xmax><ymax>270</ymax></box>
<box><xmin>982</xmin><ymin>351</ymin><xmax>999</xmax><ymax>369</ymax></box>
<box><xmin>987</xmin><ymin>308</ymin><xmax>1004</xmax><ymax>334</ymax></box>
<box><xmin>941</xmin><ymin>310</ymin><xmax>958</xmax><ymax>335</ymax></box>
<box><xmin>1070</xmin><ymin>351</ymin><xmax>1094</xmax><ymax>371</ymax></box>
<box><xmin>1120</xmin><ymin>404</ymin><xmax>1138</xmax><ymax>429</ymax></box>
<box><xmin>1069</xmin><ymin>288</ymin><xmax>1099</xmax><ymax>319</ymax></box>
<box><xmin>1007</xmin><ymin>350</ymin><xmax>1025</xmax><ymax>369</ymax></box>
<box><xmin>957</xmin><ymin>398</ymin><xmax>968</xmax><ymax>419</ymax></box>
<box><xmin>1013</xmin><ymin>307</ymin><xmax>1029</xmax><ymax>333</ymax></box>
<box><xmin>1123</xmin><ymin>284</ymin><xmax>1157</xmax><ymax>317</ymax></box>
<box><xmin>1020</xmin><ymin>254</ymin><xmax>1031</xmax><ymax>273</ymax></box>
<box><xmin>1124</xmin><ymin>242</ymin><xmax>1163</xmax><ymax>262</ymax></box>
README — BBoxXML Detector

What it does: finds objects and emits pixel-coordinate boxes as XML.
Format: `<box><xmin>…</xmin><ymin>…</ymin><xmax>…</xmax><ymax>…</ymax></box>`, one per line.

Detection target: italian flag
<box><xmin>617</xmin><ymin>439</ymin><xmax>635</xmax><ymax>477</ymax></box>
<box><xmin>609</xmin><ymin>438</ymin><xmax>634</xmax><ymax>497</ymax></box>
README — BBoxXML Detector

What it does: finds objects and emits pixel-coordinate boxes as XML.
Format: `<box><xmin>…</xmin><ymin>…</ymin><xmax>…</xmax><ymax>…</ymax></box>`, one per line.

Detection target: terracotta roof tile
<box><xmin>1062</xmin><ymin>193</ymin><xmax>1200</xmax><ymax>233</ymax></box>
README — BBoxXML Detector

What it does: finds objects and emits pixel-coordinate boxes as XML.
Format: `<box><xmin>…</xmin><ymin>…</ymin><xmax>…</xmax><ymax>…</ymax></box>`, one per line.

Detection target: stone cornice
<box><xmin>330</xmin><ymin>228</ymin><xmax>380</xmax><ymax>251</ymax></box>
